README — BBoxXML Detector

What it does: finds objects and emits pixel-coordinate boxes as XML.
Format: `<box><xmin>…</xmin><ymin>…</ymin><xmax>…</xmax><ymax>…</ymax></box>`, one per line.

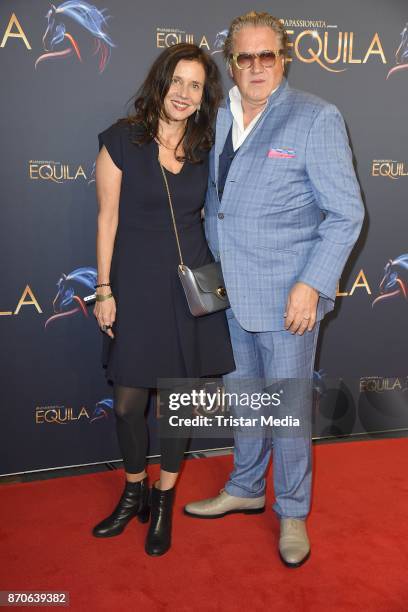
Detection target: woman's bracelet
<box><xmin>95</xmin><ymin>282</ymin><xmax>111</xmax><ymax>288</ymax></box>
<box><xmin>95</xmin><ymin>292</ymin><xmax>113</xmax><ymax>302</ymax></box>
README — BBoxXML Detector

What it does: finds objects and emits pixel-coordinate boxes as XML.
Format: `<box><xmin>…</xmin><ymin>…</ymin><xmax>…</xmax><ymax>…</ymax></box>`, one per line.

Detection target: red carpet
<box><xmin>1</xmin><ymin>438</ymin><xmax>408</xmax><ymax>611</ymax></box>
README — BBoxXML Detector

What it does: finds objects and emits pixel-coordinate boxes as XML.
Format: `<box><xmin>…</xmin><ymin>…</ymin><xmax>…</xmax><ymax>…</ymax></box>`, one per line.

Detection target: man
<box><xmin>184</xmin><ymin>12</ymin><xmax>364</xmax><ymax>567</ymax></box>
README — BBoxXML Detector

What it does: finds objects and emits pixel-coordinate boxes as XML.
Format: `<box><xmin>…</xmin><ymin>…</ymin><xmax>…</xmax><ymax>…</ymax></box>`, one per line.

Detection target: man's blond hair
<box><xmin>223</xmin><ymin>11</ymin><xmax>289</xmax><ymax>62</ymax></box>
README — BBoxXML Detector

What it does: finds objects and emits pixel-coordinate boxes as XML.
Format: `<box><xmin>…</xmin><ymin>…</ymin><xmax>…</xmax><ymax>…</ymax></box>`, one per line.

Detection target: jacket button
<box><xmin>218</xmin><ymin>213</ymin><xmax>224</xmax><ymax>219</ymax></box>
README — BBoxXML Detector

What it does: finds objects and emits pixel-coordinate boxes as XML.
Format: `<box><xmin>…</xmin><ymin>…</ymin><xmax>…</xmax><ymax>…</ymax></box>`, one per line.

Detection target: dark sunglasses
<box><xmin>230</xmin><ymin>49</ymin><xmax>284</xmax><ymax>70</ymax></box>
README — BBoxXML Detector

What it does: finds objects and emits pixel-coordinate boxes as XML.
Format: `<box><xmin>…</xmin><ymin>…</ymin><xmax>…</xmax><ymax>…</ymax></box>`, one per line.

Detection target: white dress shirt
<box><xmin>229</xmin><ymin>84</ymin><xmax>279</xmax><ymax>151</ymax></box>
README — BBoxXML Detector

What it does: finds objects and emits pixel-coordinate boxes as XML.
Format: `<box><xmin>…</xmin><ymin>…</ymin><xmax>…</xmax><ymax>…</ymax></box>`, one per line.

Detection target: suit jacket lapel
<box><xmin>214</xmin><ymin>108</ymin><xmax>232</xmax><ymax>188</ymax></box>
<box><xmin>232</xmin><ymin>78</ymin><xmax>290</xmax><ymax>156</ymax></box>
<box><xmin>213</xmin><ymin>78</ymin><xmax>290</xmax><ymax>198</ymax></box>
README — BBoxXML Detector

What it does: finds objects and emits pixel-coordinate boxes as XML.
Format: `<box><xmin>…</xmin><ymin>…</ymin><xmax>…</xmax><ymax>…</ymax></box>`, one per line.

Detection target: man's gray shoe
<box><xmin>279</xmin><ymin>518</ymin><xmax>311</xmax><ymax>568</ymax></box>
<box><xmin>184</xmin><ymin>488</ymin><xmax>265</xmax><ymax>519</ymax></box>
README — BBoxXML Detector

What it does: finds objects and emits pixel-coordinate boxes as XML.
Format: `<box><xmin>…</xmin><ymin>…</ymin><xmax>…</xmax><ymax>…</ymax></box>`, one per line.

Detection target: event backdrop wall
<box><xmin>1</xmin><ymin>0</ymin><xmax>407</xmax><ymax>476</ymax></box>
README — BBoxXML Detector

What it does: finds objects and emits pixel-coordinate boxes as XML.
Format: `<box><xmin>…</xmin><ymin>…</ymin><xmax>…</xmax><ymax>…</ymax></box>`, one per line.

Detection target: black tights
<box><xmin>113</xmin><ymin>384</ymin><xmax>190</xmax><ymax>474</ymax></box>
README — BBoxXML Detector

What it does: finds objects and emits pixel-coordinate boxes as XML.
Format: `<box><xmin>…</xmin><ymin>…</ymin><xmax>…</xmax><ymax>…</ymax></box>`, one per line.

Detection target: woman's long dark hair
<box><xmin>122</xmin><ymin>43</ymin><xmax>223</xmax><ymax>163</ymax></box>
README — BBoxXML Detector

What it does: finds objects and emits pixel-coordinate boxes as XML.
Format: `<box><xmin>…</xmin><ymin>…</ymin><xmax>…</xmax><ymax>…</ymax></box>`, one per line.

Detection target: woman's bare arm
<box><xmin>94</xmin><ymin>146</ymin><xmax>122</xmax><ymax>338</ymax></box>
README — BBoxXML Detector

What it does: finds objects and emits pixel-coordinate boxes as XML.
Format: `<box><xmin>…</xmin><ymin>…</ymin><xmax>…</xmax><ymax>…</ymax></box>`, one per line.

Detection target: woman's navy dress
<box><xmin>98</xmin><ymin>121</ymin><xmax>235</xmax><ymax>388</ymax></box>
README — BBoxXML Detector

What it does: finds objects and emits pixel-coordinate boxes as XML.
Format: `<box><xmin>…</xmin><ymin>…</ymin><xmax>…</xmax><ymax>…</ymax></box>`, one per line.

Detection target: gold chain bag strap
<box><xmin>158</xmin><ymin>159</ymin><xmax>230</xmax><ymax>317</ymax></box>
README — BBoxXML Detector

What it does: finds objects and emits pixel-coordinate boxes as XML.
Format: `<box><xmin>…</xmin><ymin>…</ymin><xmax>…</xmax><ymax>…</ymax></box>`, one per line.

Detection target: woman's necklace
<box><xmin>154</xmin><ymin>136</ymin><xmax>179</xmax><ymax>151</ymax></box>
<box><xmin>155</xmin><ymin>138</ymin><xmax>175</xmax><ymax>150</ymax></box>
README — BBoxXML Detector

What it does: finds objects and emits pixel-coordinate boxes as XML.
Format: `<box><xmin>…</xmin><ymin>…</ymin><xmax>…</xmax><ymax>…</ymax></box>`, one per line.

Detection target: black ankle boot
<box><xmin>145</xmin><ymin>483</ymin><xmax>175</xmax><ymax>556</ymax></box>
<box><xmin>92</xmin><ymin>476</ymin><xmax>150</xmax><ymax>538</ymax></box>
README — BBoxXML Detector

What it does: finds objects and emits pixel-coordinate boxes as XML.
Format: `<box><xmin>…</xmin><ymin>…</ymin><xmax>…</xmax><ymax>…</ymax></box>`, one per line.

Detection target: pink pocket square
<box><xmin>268</xmin><ymin>148</ymin><xmax>296</xmax><ymax>158</ymax></box>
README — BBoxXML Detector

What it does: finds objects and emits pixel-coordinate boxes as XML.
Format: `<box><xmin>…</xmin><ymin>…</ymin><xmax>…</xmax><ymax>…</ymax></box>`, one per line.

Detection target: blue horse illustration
<box><xmin>35</xmin><ymin>1</ymin><xmax>115</xmax><ymax>73</ymax></box>
<box><xmin>90</xmin><ymin>398</ymin><xmax>114</xmax><ymax>422</ymax></box>
<box><xmin>387</xmin><ymin>22</ymin><xmax>408</xmax><ymax>79</ymax></box>
<box><xmin>45</xmin><ymin>266</ymin><xmax>97</xmax><ymax>328</ymax></box>
<box><xmin>372</xmin><ymin>254</ymin><xmax>408</xmax><ymax>307</ymax></box>
<box><xmin>211</xmin><ymin>29</ymin><xmax>228</xmax><ymax>55</ymax></box>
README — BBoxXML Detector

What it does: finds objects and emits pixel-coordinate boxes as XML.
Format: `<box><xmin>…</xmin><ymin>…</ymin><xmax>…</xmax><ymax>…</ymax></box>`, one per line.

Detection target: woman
<box><xmin>92</xmin><ymin>43</ymin><xmax>235</xmax><ymax>556</ymax></box>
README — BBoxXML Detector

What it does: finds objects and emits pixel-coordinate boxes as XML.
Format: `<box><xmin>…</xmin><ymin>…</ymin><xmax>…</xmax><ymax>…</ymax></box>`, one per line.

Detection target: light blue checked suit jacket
<box><xmin>204</xmin><ymin>77</ymin><xmax>365</xmax><ymax>332</ymax></box>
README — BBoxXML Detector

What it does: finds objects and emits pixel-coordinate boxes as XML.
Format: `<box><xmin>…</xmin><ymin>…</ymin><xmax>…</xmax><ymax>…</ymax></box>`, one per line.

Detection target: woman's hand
<box><xmin>93</xmin><ymin>287</ymin><xmax>116</xmax><ymax>339</ymax></box>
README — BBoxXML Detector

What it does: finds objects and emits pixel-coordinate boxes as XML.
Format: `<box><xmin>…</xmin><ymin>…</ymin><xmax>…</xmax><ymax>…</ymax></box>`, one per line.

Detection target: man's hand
<box><xmin>284</xmin><ymin>282</ymin><xmax>319</xmax><ymax>335</ymax></box>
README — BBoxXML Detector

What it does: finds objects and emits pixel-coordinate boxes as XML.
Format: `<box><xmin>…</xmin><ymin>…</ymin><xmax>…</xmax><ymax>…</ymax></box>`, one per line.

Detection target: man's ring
<box><xmin>102</xmin><ymin>324</ymin><xmax>112</xmax><ymax>331</ymax></box>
